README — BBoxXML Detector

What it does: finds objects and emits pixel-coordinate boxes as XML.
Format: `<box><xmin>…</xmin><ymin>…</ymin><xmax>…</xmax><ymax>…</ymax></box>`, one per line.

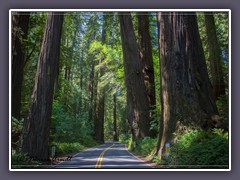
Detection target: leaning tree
<box><xmin>21</xmin><ymin>12</ymin><xmax>64</xmax><ymax>160</ymax></box>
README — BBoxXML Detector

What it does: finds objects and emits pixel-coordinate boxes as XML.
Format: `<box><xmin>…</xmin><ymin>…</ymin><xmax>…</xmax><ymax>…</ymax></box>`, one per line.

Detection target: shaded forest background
<box><xmin>11</xmin><ymin>11</ymin><xmax>229</xmax><ymax>168</ymax></box>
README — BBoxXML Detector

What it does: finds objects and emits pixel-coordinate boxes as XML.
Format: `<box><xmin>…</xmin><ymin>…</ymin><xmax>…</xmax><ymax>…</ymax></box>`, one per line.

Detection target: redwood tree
<box><xmin>21</xmin><ymin>12</ymin><xmax>64</xmax><ymax>160</ymax></box>
<box><xmin>137</xmin><ymin>12</ymin><xmax>156</xmax><ymax>136</ymax></box>
<box><xmin>157</xmin><ymin>12</ymin><xmax>218</xmax><ymax>158</ymax></box>
<box><xmin>204</xmin><ymin>12</ymin><xmax>226</xmax><ymax>100</ymax></box>
<box><xmin>94</xmin><ymin>13</ymin><xmax>107</xmax><ymax>143</ymax></box>
<box><xmin>119</xmin><ymin>13</ymin><xmax>151</xmax><ymax>140</ymax></box>
<box><xmin>12</xmin><ymin>12</ymin><xmax>30</xmax><ymax>119</ymax></box>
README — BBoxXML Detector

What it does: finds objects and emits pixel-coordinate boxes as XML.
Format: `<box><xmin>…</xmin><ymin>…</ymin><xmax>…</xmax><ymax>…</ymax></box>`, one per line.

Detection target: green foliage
<box><xmin>197</xmin><ymin>12</ymin><xmax>229</xmax><ymax>88</ymax></box>
<box><xmin>149</xmin><ymin>106</ymin><xmax>160</xmax><ymax>133</ymax></box>
<box><xmin>170</xmin><ymin>129</ymin><xmax>229</xmax><ymax>168</ymax></box>
<box><xmin>131</xmin><ymin>137</ymin><xmax>158</xmax><ymax>158</ymax></box>
<box><xmin>12</xmin><ymin>117</ymin><xmax>23</xmax><ymax>149</ymax></box>
<box><xmin>52</xmin><ymin>142</ymin><xmax>86</xmax><ymax>156</ymax></box>
<box><xmin>216</xmin><ymin>95</ymin><xmax>229</xmax><ymax>129</ymax></box>
<box><xmin>12</xmin><ymin>117</ymin><xmax>23</xmax><ymax>135</ymax></box>
<box><xmin>119</xmin><ymin>133</ymin><xmax>133</xmax><ymax>149</ymax></box>
<box><xmin>50</xmin><ymin>100</ymin><xmax>97</xmax><ymax>147</ymax></box>
<box><xmin>12</xmin><ymin>151</ymin><xmax>42</xmax><ymax>167</ymax></box>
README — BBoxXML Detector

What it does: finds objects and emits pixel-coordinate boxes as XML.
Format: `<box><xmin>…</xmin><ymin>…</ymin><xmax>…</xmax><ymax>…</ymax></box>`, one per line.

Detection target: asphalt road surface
<box><xmin>54</xmin><ymin>141</ymin><xmax>152</xmax><ymax>169</ymax></box>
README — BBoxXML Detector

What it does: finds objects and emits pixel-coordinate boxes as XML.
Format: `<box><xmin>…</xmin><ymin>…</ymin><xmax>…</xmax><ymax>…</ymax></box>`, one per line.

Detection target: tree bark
<box><xmin>204</xmin><ymin>12</ymin><xmax>226</xmax><ymax>100</ymax></box>
<box><xmin>21</xmin><ymin>12</ymin><xmax>64</xmax><ymax>160</ymax></box>
<box><xmin>119</xmin><ymin>13</ymin><xmax>151</xmax><ymax>140</ymax></box>
<box><xmin>89</xmin><ymin>61</ymin><xmax>95</xmax><ymax>122</ymax></box>
<box><xmin>157</xmin><ymin>12</ymin><xmax>218</xmax><ymax>159</ymax></box>
<box><xmin>94</xmin><ymin>13</ymin><xmax>107</xmax><ymax>143</ymax></box>
<box><xmin>137</xmin><ymin>12</ymin><xmax>157</xmax><ymax>137</ymax></box>
<box><xmin>94</xmin><ymin>68</ymin><xmax>105</xmax><ymax>142</ymax></box>
<box><xmin>12</xmin><ymin>12</ymin><xmax>30</xmax><ymax>119</ymax></box>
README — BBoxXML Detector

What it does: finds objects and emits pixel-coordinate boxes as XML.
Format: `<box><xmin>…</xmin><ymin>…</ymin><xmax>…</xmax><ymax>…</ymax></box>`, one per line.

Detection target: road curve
<box><xmin>54</xmin><ymin>141</ymin><xmax>152</xmax><ymax>169</ymax></box>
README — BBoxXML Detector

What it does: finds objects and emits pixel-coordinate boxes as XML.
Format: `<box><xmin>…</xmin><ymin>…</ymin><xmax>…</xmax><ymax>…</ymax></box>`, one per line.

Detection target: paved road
<box><xmin>54</xmin><ymin>142</ymin><xmax>152</xmax><ymax>169</ymax></box>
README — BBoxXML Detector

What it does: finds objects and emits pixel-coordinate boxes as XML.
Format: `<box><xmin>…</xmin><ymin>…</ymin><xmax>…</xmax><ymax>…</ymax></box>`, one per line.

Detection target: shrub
<box><xmin>12</xmin><ymin>151</ymin><xmax>42</xmax><ymax>168</ymax></box>
<box><xmin>131</xmin><ymin>137</ymin><xmax>158</xmax><ymax>158</ymax></box>
<box><xmin>119</xmin><ymin>134</ymin><xmax>158</xmax><ymax>158</ymax></box>
<box><xmin>170</xmin><ymin>128</ymin><xmax>229</xmax><ymax>168</ymax></box>
<box><xmin>139</xmin><ymin>137</ymin><xmax>158</xmax><ymax>157</ymax></box>
<box><xmin>119</xmin><ymin>133</ymin><xmax>135</xmax><ymax>150</ymax></box>
<box><xmin>52</xmin><ymin>142</ymin><xmax>86</xmax><ymax>156</ymax></box>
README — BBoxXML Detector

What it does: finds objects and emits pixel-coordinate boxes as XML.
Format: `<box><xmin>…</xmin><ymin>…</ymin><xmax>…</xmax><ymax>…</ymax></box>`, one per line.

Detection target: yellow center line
<box><xmin>95</xmin><ymin>144</ymin><xmax>114</xmax><ymax>168</ymax></box>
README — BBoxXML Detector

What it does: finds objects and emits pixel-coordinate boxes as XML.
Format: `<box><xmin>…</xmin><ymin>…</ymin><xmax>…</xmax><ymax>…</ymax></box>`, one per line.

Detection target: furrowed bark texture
<box><xmin>21</xmin><ymin>12</ymin><xmax>63</xmax><ymax>160</ymax></box>
<box><xmin>119</xmin><ymin>13</ymin><xmax>151</xmax><ymax>140</ymax></box>
<box><xmin>138</xmin><ymin>12</ymin><xmax>157</xmax><ymax>137</ymax></box>
<box><xmin>157</xmin><ymin>12</ymin><xmax>218</xmax><ymax>158</ymax></box>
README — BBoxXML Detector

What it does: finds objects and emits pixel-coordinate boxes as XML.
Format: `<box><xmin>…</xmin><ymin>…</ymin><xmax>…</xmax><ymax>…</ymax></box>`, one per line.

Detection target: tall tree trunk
<box><xmin>21</xmin><ymin>12</ymin><xmax>64</xmax><ymax>160</ymax></box>
<box><xmin>89</xmin><ymin>61</ymin><xmax>95</xmax><ymax>122</ymax></box>
<box><xmin>79</xmin><ymin>57</ymin><xmax>83</xmax><ymax>113</ymax></box>
<box><xmin>12</xmin><ymin>12</ymin><xmax>30</xmax><ymax>119</ymax></box>
<box><xmin>94</xmin><ymin>13</ymin><xmax>107</xmax><ymax>143</ymax></box>
<box><xmin>204</xmin><ymin>12</ymin><xmax>226</xmax><ymax>100</ymax></box>
<box><xmin>156</xmin><ymin>12</ymin><xmax>218</xmax><ymax>159</ymax></box>
<box><xmin>137</xmin><ymin>12</ymin><xmax>157</xmax><ymax>137</ymax></box>
<box><xmin>94</xmin><ymin>68</ymin><xmax>105</xmax><ymax>142</ymax></box>
<box><xmin>119</xmin><ymin>13</ymin><xmax>151</xmax><ymax>140</ymax></box>
<box><xmin>113</xmin><ymin>93</ymin><xmax>118</xmax><ymax>141</ymax></box>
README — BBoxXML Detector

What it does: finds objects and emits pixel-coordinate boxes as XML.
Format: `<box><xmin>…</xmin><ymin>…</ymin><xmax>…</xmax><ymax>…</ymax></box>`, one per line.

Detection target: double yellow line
<box><xmin>95</xmin><ymin>144</ymin><xmax>114</xmax><ymax>168</ymax></box>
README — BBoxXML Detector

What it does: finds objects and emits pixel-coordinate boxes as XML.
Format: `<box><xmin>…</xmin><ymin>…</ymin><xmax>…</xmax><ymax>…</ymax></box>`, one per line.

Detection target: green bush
<box><xmin>132</xmin><ymin>137</ymin><xmax>158</xmax><ymax>158</ymax></box>
<box><xmin>170</xmin><ymin>128</ymin><xmax>229</xmax><ymax>168</ymax></box>
<box><xmin>119</xmin><ymin>133</ymin><xmax>131</xmax><ymax>145</ymax></box>
<box><xmin>139</xmin><ymin>137</ymin><xmax>158</xmax><ymax>157</ymax></box>
<box><xmin>50</xmin><ymin>100</ymin><xmax>97</xmax><ymax>147</ymax></box>
<box><xmin>52</xmin><ymin>142</ymin><xmax>86</xmax><ymax>156</ymax></box>
<box><xmin>119</xmin><ymin>134</ymin><xmax>158</xmax><ymax>158</ymax></box>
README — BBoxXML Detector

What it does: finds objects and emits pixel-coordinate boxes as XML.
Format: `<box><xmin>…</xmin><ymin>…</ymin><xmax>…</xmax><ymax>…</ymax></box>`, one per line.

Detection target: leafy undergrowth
<box><xmin>119</xmin><ymin>133</ymin><xmax>132</xmax><ymax>149</ymax></box>
<box><xmin>52</xmin><ymin>142</ymin><xmax>86</xmax><ymax>156</ymax></box>
<box><xmin>119</xmin><ymin>134</ymin><xmax>158</xmax><ymax>158</ymax></box>
<box><xmin>120</xmin><ymin>128</ymin><xmax>229</xmax><ymax>169</ymax></box>
<box><xmin>132</xmin><ymin>137</ymin><xmax>158</xmax><ymax>158</ymax></box>
<box><xmin>12</xmin><ymin>141</ymin><xmax>99</xmax><ymax>168</ymax></box>
<box><xmin>169</xmin><ymin>128</ymin><xmax>229</xmax><ymax>168</ymax></box>
<box><xmin>12</xmin><ymin>151</ymin><xmax>42</xmax><ymax>168</ymax></box>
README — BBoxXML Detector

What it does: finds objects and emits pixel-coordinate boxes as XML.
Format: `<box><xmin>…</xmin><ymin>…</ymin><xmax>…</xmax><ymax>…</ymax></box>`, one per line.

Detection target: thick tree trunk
<box><xmin>21</xmin><ymin>12</ymin><xmax>63</xmax><ymax>160</ymax></box>
<box><xmin>119</xmin><ymin>13</ymin><xmax>151</xmax><ymax>140</ymax></box>
<box><xmin>12</xmin><ymin>12</ymin><xmax>30</xmax><ymax>119</ymax></box>
<box><xmin>157</xmin><ymin>12</ymin><xmax>218</xmax><ymax>159</ymax></box>
<box><xmin>204</xmin><ymin>12</ymin><xmax>226</xmax><ymax>100</ymax></box>
<box><xmin>113</xmin><ymin>93</ymin><xmax>118</xmax><ymax>141</ymax></box>
<box><xmin>137</xmin><ymin>12</ymin><xmax>157</xmax><ymax>137</ymax></box>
